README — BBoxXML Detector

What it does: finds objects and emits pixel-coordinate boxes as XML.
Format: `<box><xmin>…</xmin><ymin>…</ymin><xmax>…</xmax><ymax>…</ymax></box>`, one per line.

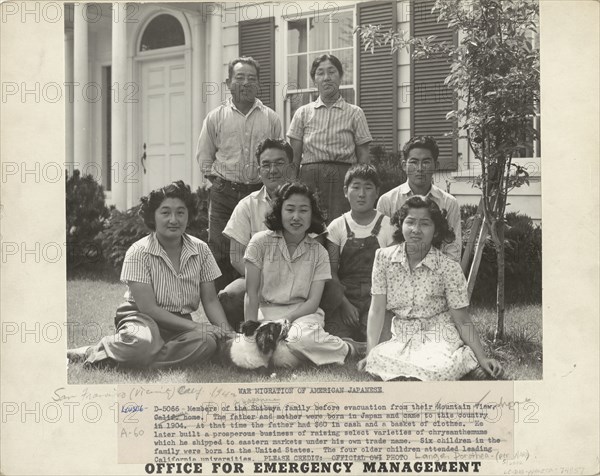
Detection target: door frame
<box><xmin>130</xmin><ymin>9</ymin><xmax>193</xmax><ymax>203</ymax></box>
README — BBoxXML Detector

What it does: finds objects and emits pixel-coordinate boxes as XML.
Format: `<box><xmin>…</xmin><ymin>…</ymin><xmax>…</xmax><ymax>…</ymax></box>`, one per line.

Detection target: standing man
<box><xmin>219</xmin><ymin>138</ymin><xmax>296</xmax><ymax>329</ymax></box>
<box><xmin>196</xmin><ymin>57</ymin><xmax>283</xmax><ymax>291</ymax></box>
<box><xmin>377</xmin><ymin>136</ymin><xmax>462</xmax><ymax>261</ymax></box>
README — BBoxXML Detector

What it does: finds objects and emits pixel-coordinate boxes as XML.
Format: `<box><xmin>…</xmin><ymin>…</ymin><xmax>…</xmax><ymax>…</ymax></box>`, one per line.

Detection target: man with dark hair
<box><xmin>218</xmin><ymin>138</ymin><xmax>296</xmax><ymax>329</ymax></box>
<box><xmin>196</xmin><ymin>56</ymin><xmax>283</xmax><ymax>291</ymax></box>
<box><xmin>377</xmin><ymin>136</ymin><xmax>462</xmax><ymax>261</ymax></box>
<box><xmin>288</xmin><ymin>54</ymin><xmax>372</xmax><ymax>223</ymax></box>
<box><xmin>323</xmin><ymin>164</ymin><xmax>395</xmax><ymax>342</ymax></box>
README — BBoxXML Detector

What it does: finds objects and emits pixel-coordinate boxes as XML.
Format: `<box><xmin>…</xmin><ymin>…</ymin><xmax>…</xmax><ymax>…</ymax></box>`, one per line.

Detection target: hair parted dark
<box><xmin>265</xmin><ymin>181</ymin><xmax>326</xmax><ymax>235</ymax></box>
<box><xmin>139</xmin><ymin>180</ymin><xmax>197</xmax><ymax>231</ymax></box>
<box><xmin>391</xmin><ymin>195</ymin><xmax>455</xmax><ymax>248</ymax></box>
<box><xmin>310</xmin><ymin>54</ymin><xmax>344</xmax><ymax>81</ymax></box>
<box><xmin>344</xmin><ymin>164</ymin><xmax>381</xmax><ymax>189</ymax></box>
<box><xmin>402</xmin><ymin>136</ymin><xmax>440</xmax><ymax>162</ymax></box>
<box><xmin>255</xmin><ymin>138</ymin><xmax>294</xmax><ymax>164</ymax></box>
<box><xmin>228</xmin><ymin>56</ymin><xmax>260</xmax><ymax>81</ymax></box>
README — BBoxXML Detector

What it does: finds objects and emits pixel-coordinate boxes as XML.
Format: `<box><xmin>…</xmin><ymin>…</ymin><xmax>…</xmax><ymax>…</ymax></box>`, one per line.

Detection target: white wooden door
<box><xmin>140</xmin><ymin>56</ymin><xmax>190</xmax><ymax>195</ymax></box>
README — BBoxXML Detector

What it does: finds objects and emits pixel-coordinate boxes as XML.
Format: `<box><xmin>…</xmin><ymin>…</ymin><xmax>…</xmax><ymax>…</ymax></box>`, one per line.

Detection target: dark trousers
<box><xmin>321</xmin><ymin>280</ymin><xmax>394</xmax><ymax>343</ymax></box>
<box><xmin>300</xmin><ymin>162</ymin><xmax>351</xmax><ymax>224</ymax></box>
<box><xmin>84</xmin><ymin>303</ymin><xmax>219</xmax><ymax>368</ymax></box>
<box><xmin>208</xmin><ymin>178</ymin><xmax>260</xmax><ymax>292</ymax></box>
<box><xmin>218</xmin><ymin>277</ymin><xmax>246</xmax><ymax>331</ymax></box>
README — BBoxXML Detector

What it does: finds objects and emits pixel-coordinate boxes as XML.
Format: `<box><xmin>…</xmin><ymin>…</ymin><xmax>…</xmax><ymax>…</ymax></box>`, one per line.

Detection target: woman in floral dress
<box><xmin>358</xmin><ymin>196</ymin><xmax>503</xmax><ymax>381</ymax></box>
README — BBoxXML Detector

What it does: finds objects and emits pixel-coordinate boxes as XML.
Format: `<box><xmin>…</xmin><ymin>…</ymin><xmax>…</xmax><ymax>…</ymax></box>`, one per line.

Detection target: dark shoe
<box><xmin>342</xmin><ymin>337</ymin><xmax>367</xmax><ymax>359</ymax></box>
<box><xmin>389</xmin><ymin>376</ymin><xmax>422</xmax><ymax>381</ymax></box>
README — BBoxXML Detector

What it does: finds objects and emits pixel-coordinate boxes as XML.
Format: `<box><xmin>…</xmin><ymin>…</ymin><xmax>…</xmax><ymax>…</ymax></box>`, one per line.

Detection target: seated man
<box><xmin>323</xmin><ymin>164</ymin><xmax>395</xmax><ymax>342</ymax></box>
<box><xmin>219</xmin><ymin>138</ymin><xmax>296</xmax><ymax>329</ymax></box>
<box><xmin>377</xmin><ymin>136</ymin><xmax>462</xmax><ymax>261</ymax></box>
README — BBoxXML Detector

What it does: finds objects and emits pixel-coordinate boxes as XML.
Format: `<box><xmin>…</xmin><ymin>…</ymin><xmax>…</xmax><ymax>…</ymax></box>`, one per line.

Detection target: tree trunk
<box><xmin>494</xmin><ymin>221</ymin><xmax>506</xmax><ymax>341</ymax></box>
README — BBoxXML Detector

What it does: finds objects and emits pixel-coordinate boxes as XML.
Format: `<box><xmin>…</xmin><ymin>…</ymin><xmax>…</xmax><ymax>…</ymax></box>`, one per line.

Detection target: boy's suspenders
<box><xmin>338</xmin><ymin>214</ymin><xmax>386</xmax><ymax>284</ymax></box>
<box><xmin>369</xmin><ymin>214</ymin><xmax>385</xmax><ymax>238</ymax></box>
<box><xmin>343</xmin><ymin>213</ymin><xmax>385</xmax><ymax>240</ymax></box>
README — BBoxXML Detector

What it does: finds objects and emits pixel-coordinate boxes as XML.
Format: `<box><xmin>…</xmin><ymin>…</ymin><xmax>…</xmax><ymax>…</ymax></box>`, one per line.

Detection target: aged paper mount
<box><xmin>1</xmin><ymin>1</ymin><xmax>599</xmax><ymax>475</ymax></box>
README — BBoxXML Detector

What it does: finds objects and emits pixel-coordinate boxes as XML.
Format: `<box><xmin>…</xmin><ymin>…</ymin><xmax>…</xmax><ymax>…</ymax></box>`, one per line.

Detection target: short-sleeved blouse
<box><xmin>120</xmin><ymin>233</ymin><xmax>221</xmax><ymax>314</ymax></box>
<box><xmin>371</xmin><ymin>244</ymin><xmax>469</xmax><ymax>319</ymax></box>
<box><xmin>286</xmin><ymin>96</ymin><xmax>372</xmax><ymax>165</ymax></box>
<box><xmin>244</xmin><ymin>230</ymin><xmax>331</xmax><ymax>307</ymax></box>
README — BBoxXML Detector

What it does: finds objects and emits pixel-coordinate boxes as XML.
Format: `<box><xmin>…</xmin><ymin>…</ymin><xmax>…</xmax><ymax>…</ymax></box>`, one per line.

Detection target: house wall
<box><xmin>77</xmin><ymin>4</ymin><xmax>204</xmax><ymax>207</ymax></box>
<box><xmin>88</xmin><ymin>15</ymin><xmax>111</xmax><ymax>194</ymax></box>
<box><xmin>396</xmin><ymin>1</ymin><xmax>412</xmax><ymax>150</ymax></box>
<box><xmin>215</xmin><ymin>1</ymin><xmax>542</xmax><ymax>222</ymax></box>
<box><xmin>73</xmin><ymin>1</ymin><xmax>541</xmax><ymax>221</ymax></box>
<box><xmin>222</xmin><ymin>4</ymin><xmax>239</xmax><ymax>79</ymax></box>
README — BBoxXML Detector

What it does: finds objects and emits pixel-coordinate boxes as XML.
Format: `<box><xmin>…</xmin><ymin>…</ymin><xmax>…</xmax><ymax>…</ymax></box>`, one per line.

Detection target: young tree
<box><xmin>357</xmin><ymin>0</ymin><xmax>539</xmax><ymax>340</ymax></box>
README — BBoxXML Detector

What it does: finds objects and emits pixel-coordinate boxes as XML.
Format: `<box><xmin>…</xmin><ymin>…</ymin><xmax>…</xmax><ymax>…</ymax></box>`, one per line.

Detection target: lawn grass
<box><xmin>67</xmin><ymin>277</ymin><xmax>542</xmax><ymax>384</ymax></box>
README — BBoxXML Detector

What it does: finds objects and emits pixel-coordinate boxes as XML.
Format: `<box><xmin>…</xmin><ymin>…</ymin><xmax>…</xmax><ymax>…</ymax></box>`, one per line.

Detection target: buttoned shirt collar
<box><xmin>250</xmin><ymin>185</ymin><xmax>275</xmax><ymax>212</ymax></box>
<box><xmin>313</xmin><ymin>95</ymin><xmax>345</xmax><ymax>109</ymax></box>
<box><xmin>266</xmin><ymin>229</ymin><xmax>314</xmax><ymax>262</ymax></box>
<box><xmin>226</xmin><ymin>97</ymin><xmax>264</xmax><ymax>116</ymax></box>
<box><xmin>255</xmin><ymin>185</ymin><xmax>274</xmax><ymax>205</ymax></box>
<box><xmin>145</xmin><ymin>233</ymin><xmax>199</xmax><ymax>275</ymax></box>
<box><xmin>399</xmin><ymin>181</ymin><xmax>444</xmax><ymax>200</ymax></box>
<box><xmin>390</xmin><ymin>243</ymin><xmax>442</xmax><ymax>272</ymax></box>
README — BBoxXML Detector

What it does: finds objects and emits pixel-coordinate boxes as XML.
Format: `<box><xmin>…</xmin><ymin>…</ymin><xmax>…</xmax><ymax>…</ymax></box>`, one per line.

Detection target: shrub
<box><xmin>460</xmin><ymin>203</ymin><xmax>479</xmax><ymax>222</ymax></box>
<box><xmin>370</xmin><ymin>144</ymin><xmax>406</xmax><ymax>196</ymax></box>
<box><xmin>66</xmin><ymin>170</ymin><xmax>110</xmax><ymax>272</ymax></box>
<box><xmin>97</xmin><ymin>186</ymin><xmax>209</xmax><ymax>271</ymax></box>
<box><xmin>188</xmin><ymin>186</ymin><xmax>209</xmax><ymax>242</ymax></box>
<box><xmin>96</xmin><ymin>205</ymin><xmax>148</xmax><ymax>271</ymax></box>
<box><xmin>461</xmin><ymin>205</ymin><xmax>542</xmax><ymax>305</ymax></box>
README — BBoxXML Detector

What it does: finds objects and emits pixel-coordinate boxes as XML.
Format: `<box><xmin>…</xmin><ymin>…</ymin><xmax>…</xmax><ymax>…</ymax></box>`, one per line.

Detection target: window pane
<box><xmin>513</xmin><ymin>116</ymin><xmax>539</xmax><ymax>158</ymax></box>
<box><xmin>309</xmin><ymin>17</ymin><xmax>329</xmax><ymax>51</ymax></box>
<box><xmin>335</xmin><ymin>48</ymin><xmax>354</xmax><ymax>86</ymax></box>
<box><xmin>140</xmin><ymin>14</ymin><xmax>185</xmax><ymax>51</ymax></box>
<box><xmin>287</xmin><ymin>54</ymin><xmax>307</xmax><ymax>90</ymax></box>
<box><xmin>288</xmin><ymin>19</ymin><xmax>307</xmax><ymax>54</ymax></box>
<box><xmin>332</xmin><ymin>11</ymin><xmax>353</xmax><ymax>49</ymax></box>
<box><xmin>288</xmin><ymin>92</ymin><xmax>312</xmax><ymax>119</ymax></box>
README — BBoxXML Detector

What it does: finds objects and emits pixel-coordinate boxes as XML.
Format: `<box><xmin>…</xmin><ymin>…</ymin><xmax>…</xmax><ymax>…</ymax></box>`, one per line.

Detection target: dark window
<box><xmin>140</xmin><ymin>14</ymin><xmax>185</xmax><ymax>51</ymax></box>
<box><xmin>285</xmin><ymin>9</ymin><xmax>355</xmax><ymax>126</ymax></box>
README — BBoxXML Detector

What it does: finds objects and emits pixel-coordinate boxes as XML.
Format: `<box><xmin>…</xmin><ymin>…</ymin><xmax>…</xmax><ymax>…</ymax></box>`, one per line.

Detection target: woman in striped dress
<box><xmin>287</xmin><ymin>54</ymin><xmax>372</xmax><ymax>223</ymax></box>
<box><xmin>67</xmin><ymin>181</ymin><xmax>234</xmax><ymax>369</ymax></box>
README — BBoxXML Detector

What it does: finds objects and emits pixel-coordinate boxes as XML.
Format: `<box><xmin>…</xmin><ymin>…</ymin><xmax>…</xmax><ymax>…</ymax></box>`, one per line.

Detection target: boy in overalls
<box><xmin>322</xmin><ymin>165</ymin><xmax>396</xmax><ymax>341</ymax></box>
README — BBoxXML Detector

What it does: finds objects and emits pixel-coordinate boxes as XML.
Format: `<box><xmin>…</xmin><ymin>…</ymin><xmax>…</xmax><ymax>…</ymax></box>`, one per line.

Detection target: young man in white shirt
<box><xmin>377</xmin><ymin>136</ymin><xmax>462</xmax><ymax>261</ymax></box>
<box><xmin>219</xmin><ymin>139</ymin><xmax>296</xmax><ymax>329</ymax></box>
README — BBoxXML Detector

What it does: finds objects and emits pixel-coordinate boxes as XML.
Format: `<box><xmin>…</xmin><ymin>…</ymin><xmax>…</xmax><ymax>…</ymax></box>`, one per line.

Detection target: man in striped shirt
<box><xmin>377</xmin><ymin>136</ymin><xmax>462</xmax><ymax>261</ymax></box>
<box><xmin>196</xmin><ymin>56</ymin><xmax>283</xmax><ymax>291</ymax></box>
